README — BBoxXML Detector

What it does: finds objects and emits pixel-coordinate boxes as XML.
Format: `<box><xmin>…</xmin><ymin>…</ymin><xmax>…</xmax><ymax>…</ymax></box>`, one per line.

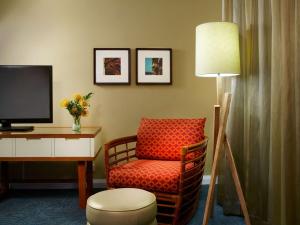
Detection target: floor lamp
<box><xmin>195</xmin><ymin>22</ymin><xmax>251</xmax><ymax>225</ymax></box>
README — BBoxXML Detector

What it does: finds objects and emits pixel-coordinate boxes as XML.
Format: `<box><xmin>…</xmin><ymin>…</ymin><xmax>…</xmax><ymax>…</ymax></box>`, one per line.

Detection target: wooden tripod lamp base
<box><xmin>202</xmin><ymin>92</ymin><xmax>251</xmax><ymax>225</ymax></box>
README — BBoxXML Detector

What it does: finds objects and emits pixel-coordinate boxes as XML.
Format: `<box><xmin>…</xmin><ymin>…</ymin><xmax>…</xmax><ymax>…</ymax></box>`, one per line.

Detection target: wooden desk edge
<box><xmin>0</xmin><ymin>127</ymin><xmax>102</xmax><ymax>138</ymax></box>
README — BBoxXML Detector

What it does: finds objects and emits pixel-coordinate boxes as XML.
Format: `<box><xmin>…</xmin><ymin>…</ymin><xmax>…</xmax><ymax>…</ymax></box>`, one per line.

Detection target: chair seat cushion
<box><xmin>136</xmin><ymin>118</ymin><xmax>206</xmax><ymax>161</ymax></box>
<box><xmin>108</xmin><ymin>160</ymin><xmax>182</xmax><ymax>194</ymax></box>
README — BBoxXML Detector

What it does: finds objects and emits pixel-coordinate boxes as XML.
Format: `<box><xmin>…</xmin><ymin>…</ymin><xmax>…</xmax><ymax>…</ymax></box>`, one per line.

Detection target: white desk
<box><xmin>0</xmin><ymin>127</ymin><xmax>102</xmax><ymax>208</ymax></box>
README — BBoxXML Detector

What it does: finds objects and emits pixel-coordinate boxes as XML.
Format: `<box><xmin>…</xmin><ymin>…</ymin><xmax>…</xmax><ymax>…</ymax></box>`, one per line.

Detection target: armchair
<box><xmin>105</xmin><ymin>118</ymin><xmax>208</xmax><ymax>225</ymax></box>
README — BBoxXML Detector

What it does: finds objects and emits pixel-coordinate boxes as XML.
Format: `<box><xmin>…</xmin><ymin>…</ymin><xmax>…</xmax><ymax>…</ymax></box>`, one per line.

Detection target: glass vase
<box><xmin>72</xmin><ymin>116</ymin><xmax>81</xmax><ymax>132</ymax></box>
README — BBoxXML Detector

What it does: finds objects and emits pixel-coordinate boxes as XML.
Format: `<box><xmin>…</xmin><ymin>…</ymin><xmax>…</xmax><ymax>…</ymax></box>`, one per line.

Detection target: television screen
<box><xmin>0</xmin><ymin>65</ymin><xmax>52</xmax><ymax>127</ymax></box>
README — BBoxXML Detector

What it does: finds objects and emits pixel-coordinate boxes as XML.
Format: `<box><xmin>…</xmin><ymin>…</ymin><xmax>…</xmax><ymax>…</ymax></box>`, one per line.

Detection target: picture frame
<box><xmin>94</xmin><ymin>48</ymin><xmax>131</xmax><ymax>85</ymax></box>
<box><xmin>136</xmin><ymin>48</ymin><xmax>172</xmax><ymax>85</ymax></box>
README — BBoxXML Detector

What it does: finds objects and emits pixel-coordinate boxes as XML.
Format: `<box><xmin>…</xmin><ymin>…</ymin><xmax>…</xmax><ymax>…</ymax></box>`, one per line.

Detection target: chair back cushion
<box><xmin>135</xmin><ymin>118</ymin><xmax>206</xmax><ymax>160</ymax></box>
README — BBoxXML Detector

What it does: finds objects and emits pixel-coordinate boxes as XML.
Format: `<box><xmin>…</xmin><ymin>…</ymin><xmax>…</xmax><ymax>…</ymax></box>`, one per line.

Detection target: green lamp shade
<box><xmin>195</xmin><ymin>22</ymin><xmax>240</xmax><ymax>77</ymax></box>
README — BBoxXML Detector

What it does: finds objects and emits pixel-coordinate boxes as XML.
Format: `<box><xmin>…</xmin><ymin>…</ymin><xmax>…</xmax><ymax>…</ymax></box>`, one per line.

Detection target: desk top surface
<box><xmin>0</xmin><ymin>127</ymin><xmax>101</xmax><ymax>138</ymax></box>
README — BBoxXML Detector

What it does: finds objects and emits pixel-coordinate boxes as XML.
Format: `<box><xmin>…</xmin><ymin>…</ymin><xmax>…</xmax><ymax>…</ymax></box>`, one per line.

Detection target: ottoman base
<box><xmin>87</xmin><ymin>219</ymin><xmax>157</xmax><ymax>225</ymax></box>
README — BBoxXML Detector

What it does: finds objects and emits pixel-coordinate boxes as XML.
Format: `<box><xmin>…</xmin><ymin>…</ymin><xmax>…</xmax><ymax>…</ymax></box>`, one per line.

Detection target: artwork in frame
<box><xmin>136</xmin><ymin>48</ymin><xmax>172</xmax><ymax>85</ymax></box>
<box><xmin>94</xmin><ymin>48</ymin><xmax>131</xmax><ymax>85</ymax></box>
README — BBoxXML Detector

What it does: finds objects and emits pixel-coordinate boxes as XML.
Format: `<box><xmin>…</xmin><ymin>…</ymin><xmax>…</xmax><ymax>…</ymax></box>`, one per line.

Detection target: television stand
<box><xmin>0</xmin><ymin>127</ymin><xmax>102</xmax><ymax>208</ymax></box>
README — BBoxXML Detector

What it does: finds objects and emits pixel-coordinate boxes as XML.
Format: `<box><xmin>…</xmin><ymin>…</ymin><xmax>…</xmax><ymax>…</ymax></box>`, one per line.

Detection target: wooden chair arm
<box><xmin>181</xmin><ymin>137</ymin><xmax>208</xmax><ymax>157</ymax></box>
<box><xmin>105</xmin><ymin>135</ymin><xmax>137</xmax><ymax>183</ymax></box>
<box><xmin>179</xmin><ymin>137</ymin><xmax>208</xmax><ymax>195</ymax></box>
<box><xmin>105</xmin><ymin>135</ymin><xmax>137</xmax><ymax>150</ymax></box>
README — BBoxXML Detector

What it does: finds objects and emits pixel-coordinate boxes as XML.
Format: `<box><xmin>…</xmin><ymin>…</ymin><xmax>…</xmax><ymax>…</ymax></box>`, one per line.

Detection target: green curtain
<box><xmin>217</xmin><ymin>0</ymin><xmax>300</xmax><ymax>225</ymax></box>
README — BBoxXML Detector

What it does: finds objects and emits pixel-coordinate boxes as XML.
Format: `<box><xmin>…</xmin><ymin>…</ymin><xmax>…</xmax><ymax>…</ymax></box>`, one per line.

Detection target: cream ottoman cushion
<box><xmin>86</xmin><ymin>188</ymin><xmax>157</xmax><ymax>225</ymax></box>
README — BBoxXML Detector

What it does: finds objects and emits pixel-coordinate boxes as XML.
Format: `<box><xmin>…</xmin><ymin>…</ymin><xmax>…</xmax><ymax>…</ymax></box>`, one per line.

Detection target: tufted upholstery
<box><xmin>135</xmin><ymin>118</ymin><xmax>206</xmax><ymax>161</ymax></box>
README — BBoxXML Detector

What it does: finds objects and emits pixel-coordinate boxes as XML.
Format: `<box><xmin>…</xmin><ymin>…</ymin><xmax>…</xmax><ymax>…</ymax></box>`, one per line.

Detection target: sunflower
<box><xmin>60</xmin><ymin>99</ymin><xmax>69</xmax><ymax>108</ymax></box>
<box><xmin>73</xmin><ymin>93</ymin><xmax>82</xmax><ymax>102</ymax></box>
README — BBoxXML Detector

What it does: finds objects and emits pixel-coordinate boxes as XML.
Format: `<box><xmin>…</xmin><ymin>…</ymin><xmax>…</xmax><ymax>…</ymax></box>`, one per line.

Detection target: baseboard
<box><xmin>202</xmin><ymin>175</ymin><xmax>211</xmax><ymax>185</ymax></box>
<box><xmin>93</xmin><ymin>179</ymin><xmax>107</xmax><ymax>189</ymax></box>
<box><xmin>10</xmin><ymin>177</ymin><xmax>211</xmax><ymax>190</ymax></box>
<box><xmin>10</xmin><ymin>179</ymin><xmax>107</xmax><ymax>190</ymax></box>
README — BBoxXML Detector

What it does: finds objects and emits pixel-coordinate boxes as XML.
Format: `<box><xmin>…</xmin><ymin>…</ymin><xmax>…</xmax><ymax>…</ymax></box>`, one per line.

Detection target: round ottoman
<box><xmin>86</xmin><ymin>188</ymin><xmax>157</xmax><ymax>225</ymax></box>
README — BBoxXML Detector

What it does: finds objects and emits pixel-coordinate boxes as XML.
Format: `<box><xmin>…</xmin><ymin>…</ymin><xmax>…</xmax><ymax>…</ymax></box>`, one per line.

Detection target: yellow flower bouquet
<box><xmin>60</xmin><ymin>92</ymin><xmax>93</xmax><ymax>131</ymax></box>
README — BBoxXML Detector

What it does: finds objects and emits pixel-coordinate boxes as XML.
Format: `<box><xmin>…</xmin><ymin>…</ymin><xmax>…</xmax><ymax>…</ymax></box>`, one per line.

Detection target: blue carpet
<box><xmin>0</xmin><ymin>186</ymin><xmax>244</xmax><ymax>225</ymax></box>
<box><xmin>189</xmin><ymin>186</ymin><xmax>244</xmax><ymax>225</ymax></box>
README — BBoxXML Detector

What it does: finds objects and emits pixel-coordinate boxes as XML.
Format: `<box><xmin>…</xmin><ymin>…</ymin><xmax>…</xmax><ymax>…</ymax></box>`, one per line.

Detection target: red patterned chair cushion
<box><xmin>135</xmin><ymin>118</ymin><xmax>206</xmax><ymax>161</ymax></box>
<box><xmin>108</xmin><ymin>160</ymin><xmax>182</xmax><ymax>193</ymax></box>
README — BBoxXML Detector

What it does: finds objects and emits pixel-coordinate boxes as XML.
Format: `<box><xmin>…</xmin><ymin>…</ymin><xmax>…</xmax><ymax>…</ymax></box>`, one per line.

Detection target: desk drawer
<box><xmin>54</xmin><ymin>138</ymin><xmax>91</xmax><ymax>157</ymax></box>
<box><xmin>16</xmin><ymin>138</ymin><xmax>53</xmax><ymax>157</ymax></box>
<box><xmin>0</xmin><ymin>138</ymin><xmax>14</xmax><ymax>157</ymax></box>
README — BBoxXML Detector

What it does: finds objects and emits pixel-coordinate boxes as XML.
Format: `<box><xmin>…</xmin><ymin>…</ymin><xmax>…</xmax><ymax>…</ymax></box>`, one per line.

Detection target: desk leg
<box><xmin>78</xmin><ymin>161</ymin><xmax>87</xmax><ymax>208</ymax></box>
<box><xmin>0</xmin><ymin>162</ymin><xmax>9</xmax><ymax>197</ymax></box>
<box><xmin>86</xmin><ymin>161</ymin><xmax>93</xmax><ymax>197</ymax></box>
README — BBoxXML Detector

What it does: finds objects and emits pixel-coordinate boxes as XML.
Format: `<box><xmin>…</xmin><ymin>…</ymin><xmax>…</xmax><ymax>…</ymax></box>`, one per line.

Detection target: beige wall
<box><xmin>0</xmin><ymin>0</ymin><xmax>220</xmax><ymax>178</ymax></box>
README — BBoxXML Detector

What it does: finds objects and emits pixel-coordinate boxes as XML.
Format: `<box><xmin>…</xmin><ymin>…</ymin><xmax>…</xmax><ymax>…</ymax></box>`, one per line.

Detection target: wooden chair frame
<box><xmin>105</xmin><ymin>135</ymin><xmax>208</xmax><ymax>225</ymax></box>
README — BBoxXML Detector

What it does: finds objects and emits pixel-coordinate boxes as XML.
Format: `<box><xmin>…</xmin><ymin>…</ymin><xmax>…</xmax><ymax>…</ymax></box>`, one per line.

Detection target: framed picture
<box><xmin>136</xmin><ymin>48</ymin><xmax>172</xmax><ymax>85</ymax></box>
<box><xmin>94</xmin><ymin>48</ymin><xmax>131</xmax><ymax>85</ymax></box>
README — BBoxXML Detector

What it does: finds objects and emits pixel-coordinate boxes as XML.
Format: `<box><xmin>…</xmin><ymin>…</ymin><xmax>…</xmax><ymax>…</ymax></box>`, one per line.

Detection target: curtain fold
<box><xmin>218</xmin><ymin>0</ymin><xmax>300</xmax><ymax>225</ymax></box>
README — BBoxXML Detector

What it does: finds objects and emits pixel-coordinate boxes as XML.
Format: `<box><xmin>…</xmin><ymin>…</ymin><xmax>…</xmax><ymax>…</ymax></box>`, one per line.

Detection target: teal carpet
<box><xmin>0</xmin><ymin>186</ymin><xmax>244</xmax><ymax>225</ymax></box>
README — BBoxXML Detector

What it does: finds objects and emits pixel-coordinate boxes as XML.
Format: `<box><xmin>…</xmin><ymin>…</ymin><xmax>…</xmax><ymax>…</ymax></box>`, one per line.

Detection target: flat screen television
<box><xmin>0</xmin><ymin>65</ymin><xmax>53</xmax><ymax>131</ymax></box>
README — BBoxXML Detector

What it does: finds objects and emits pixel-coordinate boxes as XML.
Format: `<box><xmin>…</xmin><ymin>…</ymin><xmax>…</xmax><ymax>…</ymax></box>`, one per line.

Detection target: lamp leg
<box><xmin>225</xmin><ymin>138</ymin><xmax>251</xmax><ymax>225</ymax></box>
<box><xmin>202</xmin><ymin>93</ymin><xmax>232</xmax><ymax>225</ymax></box>
<box><xmin>210</xmin><ymin>105</ymin><xmax>221</xmax><ymax>218</ymax></box>
<box><xmin>213</xmin><ymin>105</ymin><xmax>221</xmax><ymax>163</ymax></box>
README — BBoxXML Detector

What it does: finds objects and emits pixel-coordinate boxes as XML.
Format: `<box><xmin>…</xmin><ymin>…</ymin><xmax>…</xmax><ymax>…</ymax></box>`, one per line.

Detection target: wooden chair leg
<box><xmin>225</xmin><ymin>138</ymin><xmax>251</xmax><ymax>225</ymax></box>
